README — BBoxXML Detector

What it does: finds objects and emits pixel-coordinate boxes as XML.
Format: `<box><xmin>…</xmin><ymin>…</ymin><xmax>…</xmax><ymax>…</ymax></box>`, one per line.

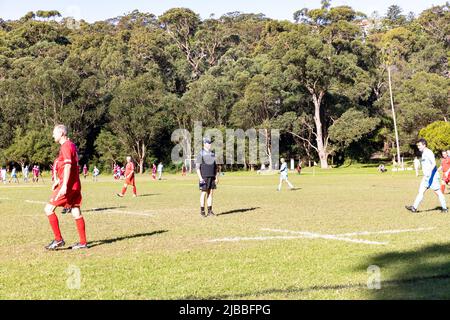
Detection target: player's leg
<box><xmin>200</xmin><ymin>191</ymin><xmax>207</xmax><ymax>216</ymax></box>
<box><xmin>412</xmin><ymin>184</ymin><xmax>427</xmax><ymax>211</ymax></box>
<box><xmin>131</xmin><ymin>181</ymin><xmax>137</xmax><ymax>197</ymax></box>
<box><xmin>117</xmin><ymin>183</ymin><xmax>128</xmax><ymax>197</ymax></box>
<box><xmin>286</xmin><ymin>177</ymin><xmax>294</xmax><ymax>189</ymax></box>
<box><xmin>434</xmin><ymin>189</ymin><xmax>448</xmax><ymax>212</ymax></box>
<box><xmin>70</xmin><ymin>207</ymin><xmax>87</xmax><ymax>249</ymax></box>
<box><xmin>277</xmin><ymin>177</ymin><xmax>282</xmax><ymax>191</ymax></box>
<box><xmin>207</xmin><ymin>189</ymin><xmax>215</xmax><ymax>216</ymax></box>
<box><xmin>44</xmin><ymin>203</ymin><xmax>65</xmax><ymax>250</ymax></box>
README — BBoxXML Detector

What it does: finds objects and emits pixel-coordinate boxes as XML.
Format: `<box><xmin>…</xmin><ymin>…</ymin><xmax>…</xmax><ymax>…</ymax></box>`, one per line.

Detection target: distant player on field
<box><xmin>157</xmin><ymin>162</ymin><xmax>163</xmax><ymax>180</ymax></box>
<box><xmin>406</xmin><ymin>139</ymin><xmax>447</xmax><ymax>213</ymax></box>
<box><xmin>82</xmin><ymin>164</ymin><xmax>88</xmax><ymax>179</ymax></box>
<box><xmin>277</xmin><ymin>158</ymin><xmax>294</xmax><ymax>191</ymax></box>
<box><xmin>44</xmin><ymin>125</ymin><xmax>87</xmax><ymax>250</ymax></box>
<box><xmin>116</xmin><ymin>156</ymin><xmax>137</xmax><ymax>197</ymax></box>
<box><xmin>296</xmin><ymin>160</ymin><xmax>302</xmax><ymax>175</ymax></box>
<box><xmin>93</xmin><ymin>166</ymin><xmax>100</xmax><ymax>182</ymax></box>
<box><xmin>32</xmin><ymin>165</ymin><xmax>38</xmax><ymax>183</ymax></box>
<box><xmin>9</xmin><ymin>166</ymin><xmax>19</xmax><ymax>183</ymax></box>
<box><xmin>151</xmin><ymin>163</ymin><xmax>157</xmax><ymax>180</ymax></box>
<box><xmin>438</xmin><ymin>150</ymin><xmax>450</xmax><ymax>194</ymax></box>
<box><xmin>22</xmin><ymin>165</ymin><xmax>29</xmax><ymax>183</ymax></box>
<box><xmin>1</xmin><ymin>167</ymin><xmax>7</xmax><ymax>184</ymax></box>
<box><xmin>36</xmin><ymin>165</ymin><xmax>41</xmax><ymax>183</ymax></box>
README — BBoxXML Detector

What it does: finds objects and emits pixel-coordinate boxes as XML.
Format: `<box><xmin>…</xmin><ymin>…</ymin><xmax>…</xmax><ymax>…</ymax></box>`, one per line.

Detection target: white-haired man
<box><xmin>277</xmin><ymin>158</ymin><xmax>294</xmax><ymax>191</ymax></box>
<box><xmin>117</xmin><ymin>156</ymin><xmax>137</xmax><ymax>197</ymax></box>
<box><xmin>44</xmin><ymin>125</ymin><xmax>87</xmax><ymax>250</ymax></box>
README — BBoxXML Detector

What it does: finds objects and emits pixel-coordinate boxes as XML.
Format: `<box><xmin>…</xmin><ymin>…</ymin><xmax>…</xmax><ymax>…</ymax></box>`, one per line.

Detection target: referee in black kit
<box><xmin>196</xmin><ymin>137</ymin><xmax>220</xmax><ymax>217</ymax></box>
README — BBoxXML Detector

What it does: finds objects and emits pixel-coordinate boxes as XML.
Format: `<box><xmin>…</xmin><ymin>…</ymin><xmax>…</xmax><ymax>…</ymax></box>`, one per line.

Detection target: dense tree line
<box><xmin>0</xmin><ymin>2</ymin><xmax>448</xmax><ymax>171</ymax></box>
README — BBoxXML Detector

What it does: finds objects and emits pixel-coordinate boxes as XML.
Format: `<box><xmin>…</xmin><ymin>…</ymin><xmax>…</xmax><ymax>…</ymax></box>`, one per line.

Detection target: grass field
<box><xmin>1</xmin><ymin>166</ymin><xmax>450</xmax><ymax>299</ymax></box>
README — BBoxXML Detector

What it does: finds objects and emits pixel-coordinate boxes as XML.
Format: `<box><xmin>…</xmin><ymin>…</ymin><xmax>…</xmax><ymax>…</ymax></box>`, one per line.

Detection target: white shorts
<box><xmin>280</xmin><ymin>174</ymin><xmax>288</xmax><ymax>180</ymax></box>
<box><xmin>420</xmin><ymin>175</ymin><xmax>440</xmax><ymax>191</ymax></box>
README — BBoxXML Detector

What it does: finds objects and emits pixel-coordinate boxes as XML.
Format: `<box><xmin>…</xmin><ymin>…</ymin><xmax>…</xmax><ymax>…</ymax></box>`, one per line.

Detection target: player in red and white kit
<box><xmin>439</xmin><ymin>150</ymin><xmax>450</xmax><ymax>194</ymax></box>
<box><xmin>116</xmin><ymin>156</ymin><xmax>137</xmax><ymax>197</ymax></box>
<box><xmin>44</xmin><ymin>125</ymin><xmax>87</xmax><ymax>250</ymax></box>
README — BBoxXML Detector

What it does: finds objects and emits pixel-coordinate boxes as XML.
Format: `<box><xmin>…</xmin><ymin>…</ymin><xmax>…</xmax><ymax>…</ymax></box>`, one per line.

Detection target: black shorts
<box><xmin>199</xmin><ymin>177</ymin><xmax>216</xmax><ymax>191</ymax></box>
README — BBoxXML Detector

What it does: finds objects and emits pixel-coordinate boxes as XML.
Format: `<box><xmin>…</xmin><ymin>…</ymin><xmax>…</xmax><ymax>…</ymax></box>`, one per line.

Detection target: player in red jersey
<box><xmin>151</xmin><ymin>163</ymin><xmax>157</xmax><ymax>180</ymax></box>
<box><xmin>116</xmin><ymin>156</ymin><xmax>137</xmax><ymax>197</ymax></box>
<box><xmin>44</xmin><ymin>125</ymin><xmax>87</xmax><ymax>250</ymax></box>
<box><xmin>82</xmin><ymin>164</ymin><xmax>88</xmax><ymax>179</ymax></box>
<box><xmin>439</xmin><ymin>150</ymin><xmax>450</xmax><ymax>194</ymax></box>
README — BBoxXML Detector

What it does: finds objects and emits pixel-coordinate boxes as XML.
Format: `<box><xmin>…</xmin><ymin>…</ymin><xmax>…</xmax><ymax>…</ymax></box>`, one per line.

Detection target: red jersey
<box><xmin>56</xmin><ymin>140</ymin><xmax>81</xmax><ymax>192</ymax></box>
<box><xmin>125</xmin><ymin>162</ymin><xmax>135</xmax><ymax>177</ymax></box>
<box><xmin>442</xmin><ymin>158</ymin><xmax>450</xmax><ymax>174</ymax></box>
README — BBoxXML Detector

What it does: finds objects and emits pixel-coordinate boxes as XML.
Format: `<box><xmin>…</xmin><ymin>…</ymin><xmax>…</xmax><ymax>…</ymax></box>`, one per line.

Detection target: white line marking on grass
<box><xmin>106</xmin><ymin>209</ymin><xmax>156</xmax><ymax>217</ymax></box>
<box><xmin>25</xmin><ymin>200</ymin><xmax>47</xmax><ymax>204</ymax></box>
<box><xmin>174</xmin><ymin>183</ymin><xmax>271</xmax><ymax>189</ymax></box>
<box><xmin>336</xmin><ymin>227</ymin><xmax>435</xmax><ymax>237</ymax></box>
<box><xmin>0</xmin><ymin>197</ymin><xmax>11</xmax><ymax>200</ymax></box>
<box><xmin>208</xmin><ymin>235</ymin><xmax>387</xmax><ymax>245</ymax></box>
<box><xmin>208</xmin><ymin>236</ymin><xmax>311</xmax><ymax>242</ymax></box>
<box><xmin>260</xmin><ymin>228</ymin><xmax>388</xmax><ymax>245</ymax></box>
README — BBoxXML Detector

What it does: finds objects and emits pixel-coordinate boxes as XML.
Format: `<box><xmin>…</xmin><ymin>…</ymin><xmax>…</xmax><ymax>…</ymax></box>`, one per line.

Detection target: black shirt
<box><xmin>196</xmin><ymin>149</ymin><xmax>217</xmax><ymax>178</ymax></box>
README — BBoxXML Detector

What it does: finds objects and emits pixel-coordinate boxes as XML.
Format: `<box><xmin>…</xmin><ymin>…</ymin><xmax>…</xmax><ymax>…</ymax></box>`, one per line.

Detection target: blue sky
<box><xmin>0</xmin><ymin>0</ymin><xmax>444</xmax><ymax>22</ymax></box>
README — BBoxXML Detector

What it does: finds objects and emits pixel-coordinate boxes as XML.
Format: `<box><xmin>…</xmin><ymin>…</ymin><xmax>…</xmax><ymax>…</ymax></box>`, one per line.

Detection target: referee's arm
<box><xmin>196</xmin><ymin>167</ymin><xmax>203</xmax><ymax>181</ymax></box>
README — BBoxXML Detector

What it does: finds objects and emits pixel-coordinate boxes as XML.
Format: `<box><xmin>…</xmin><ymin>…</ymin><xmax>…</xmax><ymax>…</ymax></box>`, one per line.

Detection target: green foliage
<box><xmin>419</xmin><ymin>121</ymin><xmax>450</xmax><ymax>152</ymax></box>
<box><xmin>94</xmin><ymin>130</ymin><xmax>127</xmax><ymax>166</ymax></box>
<box><xmin>3</xmin><ymin>128</ymin><xmax>58</xmax><ymax>165</ymax></box>
<box><xmin>0</xmin><ymin>3</ymin><xmax>448</xmax><ymax>169</ymax></box>
<box><xmin>329</xmin><ymin>108</ymin><xmax>380</xmax><ymax>150</ymax></box>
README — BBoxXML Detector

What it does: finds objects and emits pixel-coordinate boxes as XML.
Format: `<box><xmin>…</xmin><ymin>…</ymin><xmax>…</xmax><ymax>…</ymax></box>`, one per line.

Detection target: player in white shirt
<box><xmin>93</xmin><ymin>166</ymin><xmax>100</xmax><ymax>182</ymax></box>
<box><xmin>406</xmin><ymin>139</ymin><xmax>448</xmax><ymax>213</ymax></box>
<box><xmin>277</xmin><ymin>158</ymin><xmax>294</xmax><ymax>191</ymax></box>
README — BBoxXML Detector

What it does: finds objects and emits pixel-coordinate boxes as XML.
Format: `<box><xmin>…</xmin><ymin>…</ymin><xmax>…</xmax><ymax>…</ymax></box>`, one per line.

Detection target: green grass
<box><xmin>1</xmin><ymin>167</ymin><xmax>450</xmax><ymax>299</ymax></box>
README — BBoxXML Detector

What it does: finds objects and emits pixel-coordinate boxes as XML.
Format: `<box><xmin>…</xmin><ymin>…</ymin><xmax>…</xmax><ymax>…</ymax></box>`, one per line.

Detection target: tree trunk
<box><xmin>312</xmin><ymin>91</ymin><xmax>329</xmax><ymax>169</ymax></box>
<box><xmin>139</xmin><ymin>143</ymin><xmax>145</xmax><ymax>174</ymax></box>
<box><xmin>265</xmin><ymin>128</ymin><xmax>273</xmax><ymax>170</ymax></box>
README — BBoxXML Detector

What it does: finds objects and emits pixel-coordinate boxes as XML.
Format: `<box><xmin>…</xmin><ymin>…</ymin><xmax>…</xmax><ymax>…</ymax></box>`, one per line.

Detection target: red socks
<box><xmin>48</xmin><ymin>213</ymin><xmax>62</xmax><ymax>241</ymax></box>
<box><xmin>48</xmin><ymin>213</ymin><xmax>87</xmax><ymax>245</ymax></box>
<box><xmin>75</xmin><ymin>217</ymin><xmax>87</xmax><ymax>245</ymax></box>
<box><xmin>121</xmin><ymin>187</ymin><xmax>127</xmax><ymax>195</ymax></box>
<box><xmin>442</xmin><ymin>185</ymin><xmax>446</xmax><ymax>193</ymax></box>
<box><xmin>133</xmin><ymin>186</ymin><xmax>137</xmax><ymax>195</ymax></box>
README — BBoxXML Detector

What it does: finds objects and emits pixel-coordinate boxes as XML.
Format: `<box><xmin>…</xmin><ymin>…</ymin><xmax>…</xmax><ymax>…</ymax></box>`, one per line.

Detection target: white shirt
<box><xmin>421</xmin><ymin>148</ymin><xmax>436</xmax><ymax>177</ymax></box>
<box><xmin>280</xmin><ymin>162</ymin><xmax>288</xmax><ymax>176</ymax></box>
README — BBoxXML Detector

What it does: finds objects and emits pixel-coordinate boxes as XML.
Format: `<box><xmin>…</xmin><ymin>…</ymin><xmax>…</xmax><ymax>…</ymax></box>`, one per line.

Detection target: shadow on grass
<box><xmin>137</xmin><ymin>193</ymin><xmax>160</xmax><ymax>197</ymax></box>
<box><xmin>218</xmin><ymin>207</ymin><xmax>260</xmax><ymax>216</ymax></box>
<box><xmin>179</xmin><ymin>243</ymin><xmax>450</xmax><ymax>299</ymax></box>
<box><xmin>180</xmin><ymin>273</ymin><xmax>450</xmax><ymax>299</ymax></box>
<box><xmin>357</xmin><ymin>242</ymin><xmax>450</xmax><ymax>299</ymax></box>
<box><xmin>87</xmin><ymin>230</ymin><xmax>168</xmax><ymax>248</ymax></box>
<box><xmin>419</xmin><ymin>206</ymin><xmax>444</xmax><ymax>213</ymax></box>
<box><xmin>84</xmin><ymin>206</ymin><xmax>126</xmax><ymax>213</ymax></box>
